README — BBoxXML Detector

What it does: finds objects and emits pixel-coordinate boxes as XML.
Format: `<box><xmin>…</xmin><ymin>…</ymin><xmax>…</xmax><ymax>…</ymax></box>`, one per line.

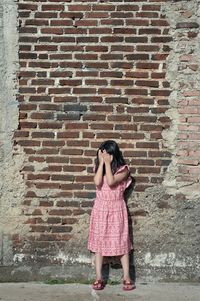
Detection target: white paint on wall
<box><xmin>55</xmin><ymin>251</ymin><xmax>91</xmax><ymax>264</ymax></box>
<box><xmin>13</xmin><ymin>253</ymin><xmax>25</xmax><ymax>263</ymax></box>
<box><xmin>144</xmin><ymin>252</ymin><xmax>200</xmax><ymax>268</ymax></box>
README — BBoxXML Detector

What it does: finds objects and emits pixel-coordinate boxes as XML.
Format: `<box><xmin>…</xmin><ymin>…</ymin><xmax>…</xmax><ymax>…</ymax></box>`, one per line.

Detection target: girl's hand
<box><xmin>102</xmin><ymin>150</ymin><xmax>113</xmax><ymax>164</ymax></box>
<box><xmin>98</xmin><ymin>149</ymin><xmax>104</xmax><ymax>164</ymax></box>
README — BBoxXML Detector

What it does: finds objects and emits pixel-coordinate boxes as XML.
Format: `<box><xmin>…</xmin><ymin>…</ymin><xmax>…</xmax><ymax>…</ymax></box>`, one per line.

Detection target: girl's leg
<box><xmin>95</xmin><ymin>252</ymin><xmax>103</xmax><ymax>280</ymax></box>
<box><xmin>92</xmin><ymin>253</ymin><xmax>104</xmax><ymax>290</ymax></box>
<box><xmin>120</xmin><ymin>253</ymin><xmax>131</xmax><ymax>281</ymax></box>
<box><xmin>120</xmin><ymin>253</ymin><xmax>135</xmax><ymax>290</ymax></box>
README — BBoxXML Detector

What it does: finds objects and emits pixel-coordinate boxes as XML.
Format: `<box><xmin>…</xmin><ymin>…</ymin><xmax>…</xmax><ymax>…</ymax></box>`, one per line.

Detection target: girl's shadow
<box><xmin>102</xmin><ymin>177</ymin><xmax>136</xmax><ymax>284</ymax></box>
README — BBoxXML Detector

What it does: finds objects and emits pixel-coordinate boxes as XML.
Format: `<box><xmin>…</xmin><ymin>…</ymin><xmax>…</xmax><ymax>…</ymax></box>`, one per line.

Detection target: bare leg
<box><xmin>95</xmin><ymin>253</ymin><xmax>103</xmax><ymax>280</ymax></box>
<box><xmin>120</xmin><ymin>253</ymin><xmax>131</xmax><ymax>281</ymax></box>
<box><xmin>120</xmin><ymin>253</ymin><xmax>135</xmax><ymax>290</ymax></box>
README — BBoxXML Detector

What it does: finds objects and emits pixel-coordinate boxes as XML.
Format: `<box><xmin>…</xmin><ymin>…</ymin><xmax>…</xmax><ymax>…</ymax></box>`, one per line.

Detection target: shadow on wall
<box><xmin>102</xmin><ymin>176</ymin><xmax>136</xmax><ymax>284</ymax></box>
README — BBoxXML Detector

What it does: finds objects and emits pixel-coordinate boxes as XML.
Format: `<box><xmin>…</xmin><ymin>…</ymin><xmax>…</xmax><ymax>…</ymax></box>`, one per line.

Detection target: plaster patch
<box><xmin>13</xmin><ymin>253</ymin><xmax>25</xmax><ymax>263</ymax></box>
<box><xmin>144</xmin><ymin>252</ymin><xmax>199</xmax><ymax>268</ymax></box>
<box><xmin>54</xmin><ymin>251</ymin><xmax>91</xmax><ymax>264</ymax></box>
<box><xmin>145</xmin><ymin>252</ymin><xmax>182</xmax><ymax>268</ymax></box>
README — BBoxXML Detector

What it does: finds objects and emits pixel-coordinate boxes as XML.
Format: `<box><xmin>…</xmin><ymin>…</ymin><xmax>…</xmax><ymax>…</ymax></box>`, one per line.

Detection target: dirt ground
<box><xmin>0</xmin><ymin>282</ymin><xmax>199</xmax><ymax>301</ymax></box>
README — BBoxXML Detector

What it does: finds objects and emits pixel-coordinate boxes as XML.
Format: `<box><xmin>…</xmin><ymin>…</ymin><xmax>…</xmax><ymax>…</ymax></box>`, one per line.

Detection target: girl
<box><xmin>88</xmin><ymin>140</ymin><xmax>135</xmax><ymax>291</ymax></box>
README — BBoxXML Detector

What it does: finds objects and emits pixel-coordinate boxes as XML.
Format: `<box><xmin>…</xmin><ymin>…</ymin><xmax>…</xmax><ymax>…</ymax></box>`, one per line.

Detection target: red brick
<box><xmin>41</xmin><ymin>28</ymin><xmax>63</xmax><ymax>35</ymax></box>
<box><xmin>19</xmin><ymin>3</ymin><xmax>38</xmax><ymax>10</ymax></box>
<box><xmin>35</xmin><ymin>182</ymin><xmax>60</xmax><ymax>189</ymax></box>
<box><xmin>106</xmin><ymin>97</ymin><xmax>128</xmax><ymax>104</ymax></box>
<box><xmin>36</xmin><ymin>148</ymin><xmax>59</xmax><ymax>155</ymax></box>
<box><xmin>151</xmin><ymin>36</ymin><xmax>173</xmax><ymax>43</ymax></box>
<box><xmin>117</xmin><ymin>5</ymin><xmax>139</xmax><ymax>11</ymax></box>
<box><xmin>73</xmin><ymin>88</ymin><xmax>96</xmax><ymax>94</ymax></box>
<box><xmin>139</xmin><ymin>28</ymin><xmax>161</xmax><ymax>35</ymax></box>
<box><xmin>32</xmin><ymin>132</ymin><xmax>55</xmax><ymax>139</ymax></box>
<box><xmin>45</xmin><ymin>155</ymin><xmax>69</xmax><ymax>164</ymax></box>
<box><xmin>50</xmin><ymin>71</ymin><xmax>73</xmax><ymax>78</ymax></box>
<box><xmin>136</xmin><ymin>62</ymin><xmax>159</xmax><ymax>70</ymax></box>
<box><xmin>50</xmin><ymin>20</ymin><xmax>73</xmax><ymax>26</ymax></box>
<box><xmin>107</xmin><ymin>114</ymin><xmax>130</xmax><ymax>122</ymax></box>
<box><xmin>101</xmin><ymin>19</ymin><xmax>124</xmax><ymax>26</ymax></box>
<box><xmin>100</xmin><ymin>88</ymin><xmax>122</xmax><ymax>95</ymax></box>
<box><xmin>136</xmin><ymin>142</ymin><xmax>159</xmax><ymax>149</ymax></box>
<box><xmin>76</xmin><ymin>37</ymin><xmax>99</xmax><ymax>43</ymax></box>
<box><xmin>68</xmin><ymin>5</ymin><xmax>91</xmax><ymax>11</ymax></box>
<box><xmin>42</xmin><ymin>5</ymin><xmax>64</xmax><ymax>11</ymax></box>
<box><xmin>135</xmin><ymin>80</ymin><xmax>159</xmax><ymax>88</ymax></box>
<box><xmin>151</xmin><ymin>89</ymin><xmax>171</xmax><ymax>96</ymax></box>
<box><xmin>126</xmin><ymin>71</ymin><xmax>149</xmax><ymax>79</ymax></box>
<box><xmin>100</xmin><ymin>71</ymin><xmax>123</xmax><ymax>78</ymax></box>
<box><xmin>101</xmin><ymin>36</ymin><xmax>123</xmax><ymax>43</ymax></box>
<box><xmin>92</xmin><ymin>4</ymin><xmax>115</xmax><ymax>11</ymax></box>
<box><xmin>66</xmin><ymin>140</ymin><xmax>89</xmax><ymax>147</ymax></box>
<box><xmin>61</xmin><ymin>149</ymin><xmax>83</xmax><ymax>156</ymax></box>
<box><xmin>85</xmin><ymin>45</ymin><xmax>108</xmax><ymax>52</ymax></box>
<box><xmin>142</xmin><ymin>5</ymin><xmax>161</xmax><ymax>11</ymax></box>
<box><xmin>51</xmin><ymin>226</ymin><xmax>73</xmax><ymax>233</ymax></box>
<box><xmin>75</xmin><ymin>176</ymin><xmax>93</xmax><ymax>183</ymax></box>
<box><xmin>19</xmin><ymin>121</ymin><xmax>37</xmax><ymax>129</ymax></box>
<box><xmin>111</xmin><ymin>79</ymin><xmax>134</xmax><ymax>86</ymax></box>
<box><xmin>96</xmin><ymin>132</ymin><xmax>121</xmax><ymax>139</ymax></box>
<box><xmin>85</xmin><ymin>79</ymin><xmax>108</xmax><ymax>86</ymax></box>
<box><xmin>70</xmin><ymin>158</ymin><xmax>92</xmax><ymax>165</ymax></box>
<box><xmin>125</xmin><ymin>89</ymin><xmax>148</xmax><ymax>95</ymax></box>
<box><xmin>115</xmin><ymin>124</ymin><xmax>137</xmax><ymax>131</ymax></box>
<box><xmin>114</xmin><ymin>28</ymin><xmax>136</xmax><ymax>35</ymax></box>
<box><xmin>90</xmin><ymin>123</ymin><xmax>113</xmax><ymax>130</ymax></box>
<box><xmin>89</xmin><ymin>105</ymin><xmax>113</xmax><ymax>112</ymax></box>
<box><xmin>176</xmin><ymin>22</ymin><xmax>199</xmax><ymax>29</ymax></box>
<box><xmin>137</xmin><ymin>12</ymin><xmax>159</xmax><ymax>18</ymax></box>
<box><xmin>45</xmin><ymin>166</ymin><xmax>62</xmax><ymax>172</ymax></box>
<box><xmin>126</xmin><ymin>19</ymin><xmax>149</xmax><ymax>26</ymax></box>
<box><xmin>85</xmin><ymin>12</ymin><xmax>109</xmax><ymax>18</ymax></box>
<box><xmin>138</xmin><ymin>167</ymin><xmax>160</xmax><ymax>174</ymax></box>
<box><xmin>133</xmin><ymin>98</ymin><xmax>154</xmax><ymax>105</ymax></box>
<box><xmin>127</xmin><ymin>107</ymin><xmax>149</xmax><ymax>114</ymax></box>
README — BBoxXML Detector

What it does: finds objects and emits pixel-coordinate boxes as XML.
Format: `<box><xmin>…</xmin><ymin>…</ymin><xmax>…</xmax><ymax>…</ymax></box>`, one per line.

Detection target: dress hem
<box><xmin>88</xmin><ymin>246</ymin><xmax>133</xmax><ymax>257</ymax></box>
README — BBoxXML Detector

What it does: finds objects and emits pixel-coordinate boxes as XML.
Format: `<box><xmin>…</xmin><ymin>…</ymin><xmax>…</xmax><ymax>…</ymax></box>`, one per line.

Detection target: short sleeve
<box><xmin>115</xmin><ymin>165</ymin><xmax>132</xmax><ymax>189</ymax></box>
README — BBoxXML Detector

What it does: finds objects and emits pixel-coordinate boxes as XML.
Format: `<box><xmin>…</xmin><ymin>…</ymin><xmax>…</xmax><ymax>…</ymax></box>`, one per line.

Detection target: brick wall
<box><xmin>0</xmin><ymin>0</ymin><xmax>199</xmax><ymax>282</ymax></box>
<box><xmin>15</xmin><ymin>0</ymin><xmax>173</xmax><ymax>263</ymax></box>
<box><xmin>176</xmin><ymin>21</ymin><xmax>200</xmax><ymax>185</ymax></box>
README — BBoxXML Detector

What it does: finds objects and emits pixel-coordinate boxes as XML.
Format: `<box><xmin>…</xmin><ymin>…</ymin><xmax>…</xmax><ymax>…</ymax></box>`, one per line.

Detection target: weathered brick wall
<box><xmin>0</xmin><ymin>0</ymin><xmax>199</xmax><ymax>282</ymax></box>
<box><xmin>16</xmin><ymin>0</ymin><xmax>173</xmax><ymax>266</ymax></box>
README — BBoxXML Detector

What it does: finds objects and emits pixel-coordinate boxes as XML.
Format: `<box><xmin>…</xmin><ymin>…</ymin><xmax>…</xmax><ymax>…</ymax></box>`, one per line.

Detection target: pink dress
<box><xmin>88</xmin><ymin>165</ymin><xmax>133</xmax><ymax>256</ymax></box>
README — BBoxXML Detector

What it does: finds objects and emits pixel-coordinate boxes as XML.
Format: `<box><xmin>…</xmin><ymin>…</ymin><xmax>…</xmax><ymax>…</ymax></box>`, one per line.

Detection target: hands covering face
<box><xmin>98</xmin><ymin>149</ymin><xmax>113</xmax><ymax>164</ymax></box>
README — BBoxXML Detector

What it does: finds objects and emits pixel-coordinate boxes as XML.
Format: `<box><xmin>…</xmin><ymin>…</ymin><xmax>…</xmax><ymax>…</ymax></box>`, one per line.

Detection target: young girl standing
<box><xmin>88</xmin><ymin>140</ymin><xmax>135</xmax><ymax>291</ymax></box>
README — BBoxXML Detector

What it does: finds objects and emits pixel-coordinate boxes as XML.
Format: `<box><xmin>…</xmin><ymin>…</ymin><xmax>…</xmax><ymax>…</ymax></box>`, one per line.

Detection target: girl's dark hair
<box><xmin>95</xmin><ymin>140</ymin><xmax>126</xmax><ymax>175</ymax></box>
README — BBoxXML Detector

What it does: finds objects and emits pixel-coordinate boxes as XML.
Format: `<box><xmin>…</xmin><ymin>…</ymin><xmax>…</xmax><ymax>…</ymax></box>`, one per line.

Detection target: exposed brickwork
<box><xmin>16</xmin><ymin>0</ymin><xmax>173</xmax><ymax>262</ymax></box>
<box><xmin>175</xmin><ymin>18</ymin><xmax>200</xmax><ymax>185</ymax></box>
<box><xmin>0</xmin><ymin>0</ymin><xmax>199</xmax><ymax>282</ymax></box>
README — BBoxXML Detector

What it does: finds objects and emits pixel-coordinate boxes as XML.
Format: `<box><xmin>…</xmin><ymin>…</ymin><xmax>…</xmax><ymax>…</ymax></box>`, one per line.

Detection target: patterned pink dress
<box><xmin>88</xmin><ymin>165</ymin><xmax>133</xmax><ymax>256</ymax></box>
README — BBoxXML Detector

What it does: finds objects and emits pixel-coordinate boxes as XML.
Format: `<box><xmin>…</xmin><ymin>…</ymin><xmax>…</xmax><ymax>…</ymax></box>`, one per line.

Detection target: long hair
<box><xmin>94</xmin><ymin>140</ymin><xmax>126</xmax><ymax>175</ymax></box>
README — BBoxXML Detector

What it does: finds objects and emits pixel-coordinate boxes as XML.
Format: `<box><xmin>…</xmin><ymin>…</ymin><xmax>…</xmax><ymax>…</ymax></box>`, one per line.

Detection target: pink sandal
<box><xmin>123</xmin><ymin>280</ymin><xmax>136</xmax><ymax>291</ymax></box>
<box><xmin>92</xmin><ymin>279</ymin><xmax>105</xmax><ymax>290</ymax></box>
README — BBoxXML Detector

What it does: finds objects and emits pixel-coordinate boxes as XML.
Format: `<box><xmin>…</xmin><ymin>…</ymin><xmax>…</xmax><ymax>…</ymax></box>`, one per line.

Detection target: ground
<box><xmin>0</xmin><ymin>282</ymin><xmax>199</xmax><ymax>301</ymax></box>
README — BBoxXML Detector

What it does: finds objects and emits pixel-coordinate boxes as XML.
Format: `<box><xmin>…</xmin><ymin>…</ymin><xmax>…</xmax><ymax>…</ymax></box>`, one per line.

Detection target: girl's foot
<box><xmin>122</xmin><ymin>279</ymin><xmax>136</xmax><ymax>291</ymax></box>
<box><xmin>92</xmin><ymin>279</ymin><xmax>105</xmax><ymax>290</ymax></box>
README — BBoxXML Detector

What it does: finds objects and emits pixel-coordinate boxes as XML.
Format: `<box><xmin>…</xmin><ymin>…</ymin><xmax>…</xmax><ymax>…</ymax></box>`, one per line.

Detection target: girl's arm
<box><xmin>104</xmin><ymin>161</ymin><xmax>129</xmax><ymax>186</ymax></box>
<box><xmin>94</xmin><ymin>150</ymin><xmax>104</xmax><ymax>186</ymax></box>
<box><xmin>103</xmin><ymin>151</ymin><xmax>129</xmax><ymax>186</ymax></box>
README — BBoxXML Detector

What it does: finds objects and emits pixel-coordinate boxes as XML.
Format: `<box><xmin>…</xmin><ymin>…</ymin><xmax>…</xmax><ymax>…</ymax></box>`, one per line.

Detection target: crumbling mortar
<box><xmin>161</xmin><ymin>0</ymin><xmax>200</xmax><ymax>196</ymax></box>
<box><xmin>0</xmin><ymin>0</ymin><xmax>29</xmax><ymax>264</ymax></box>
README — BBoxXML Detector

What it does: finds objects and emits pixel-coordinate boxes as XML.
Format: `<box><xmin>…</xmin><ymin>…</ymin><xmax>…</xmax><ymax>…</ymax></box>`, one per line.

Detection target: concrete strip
<box><xmin>0</xmin><ymin>283</ymin><xmax>199</xmax><ymax>301</ymax></box>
